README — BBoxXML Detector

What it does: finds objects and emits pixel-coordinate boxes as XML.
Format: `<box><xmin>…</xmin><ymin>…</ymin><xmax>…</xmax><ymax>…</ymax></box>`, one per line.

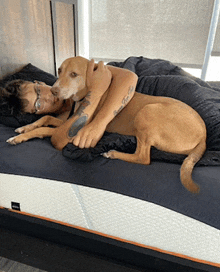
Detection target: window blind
<box><xmin>90</xmin><ymin>0</ymin><xmax>216</xmax><ymax>68</ymax></box>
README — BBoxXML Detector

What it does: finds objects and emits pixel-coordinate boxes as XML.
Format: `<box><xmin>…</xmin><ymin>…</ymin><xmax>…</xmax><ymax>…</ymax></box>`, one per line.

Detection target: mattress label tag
<box><xmin>11</xmin><ymin>202</ymin><xmax>20</xmax><ymax>211</ymax></box>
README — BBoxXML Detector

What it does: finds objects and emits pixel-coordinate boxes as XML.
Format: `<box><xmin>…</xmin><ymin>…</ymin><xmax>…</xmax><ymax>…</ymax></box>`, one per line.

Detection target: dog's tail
<box><xmin>180</xmin><ymin>140</ymin><xmax>206</xmax><ymax>194</ymax></box>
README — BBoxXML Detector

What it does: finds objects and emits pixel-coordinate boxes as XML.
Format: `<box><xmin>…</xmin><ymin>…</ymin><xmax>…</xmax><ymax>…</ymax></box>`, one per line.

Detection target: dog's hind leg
<box><xmin>103</xmin><ymin>137</ymin><xmax>151</xmax><ymax>165</ymax></box>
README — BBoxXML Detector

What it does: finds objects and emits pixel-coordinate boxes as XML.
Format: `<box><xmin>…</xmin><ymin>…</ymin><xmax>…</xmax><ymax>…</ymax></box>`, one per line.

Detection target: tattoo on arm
<box><xmin>113</xmin><ymin>86</ymin><xmax>135</xmax><ymax>116</ymax></box>
<box><xmin>68</xmin><ymin>114</ymin><xmax>88</xmax><ymax>138</ymax></box>
<box><xmin>75</xmin><ymin>91</ymin><xmax>91</xmax><ymax>117</ymax></box>
<box><xmin>68</xmin><ymin>92</ymin><xmax>92</xmax><ymax>138</ymax></box>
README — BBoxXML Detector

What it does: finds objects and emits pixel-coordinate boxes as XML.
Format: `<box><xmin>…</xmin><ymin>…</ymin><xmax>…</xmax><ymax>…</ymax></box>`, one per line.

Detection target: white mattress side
<box><xmin>0</xmin><ymin>173</ymin><xmax>219</xmax><ymax>265</ymax></box>
<box><xmin>0</xmin><ymin>173</ymin><xmax>89</xmax><ymax>228</ymax></box>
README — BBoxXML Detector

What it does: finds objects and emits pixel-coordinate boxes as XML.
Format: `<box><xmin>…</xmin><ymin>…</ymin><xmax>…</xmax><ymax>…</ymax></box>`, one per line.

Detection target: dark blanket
<box><xmin>63</xmin><ymin>56</ymin><xmax>220</xmax><ymax>166</ymax></box>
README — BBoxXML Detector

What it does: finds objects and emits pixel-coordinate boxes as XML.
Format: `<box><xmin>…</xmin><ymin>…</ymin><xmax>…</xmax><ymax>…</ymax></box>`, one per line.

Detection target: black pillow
<box><xmin>0</xmin><ymin>63</ymin><xmax>57</xmax><ymax>128</ymax></box>
<box><xmin>63</xmin><ymin>132</ymin><xmax>137</xmax><ymax>161</ymax></box>
<box><xmin>0</xmin><ymin>63</ymin><xmax>57</xmax><ymax>87</ymax></box>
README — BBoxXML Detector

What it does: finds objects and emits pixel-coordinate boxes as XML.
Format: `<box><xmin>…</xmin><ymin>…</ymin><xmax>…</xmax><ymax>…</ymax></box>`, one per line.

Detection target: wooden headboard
<box><xmin>0</xmin><ymin>0</ymin><xmax>76</xmax><ymax>79</ymax></box>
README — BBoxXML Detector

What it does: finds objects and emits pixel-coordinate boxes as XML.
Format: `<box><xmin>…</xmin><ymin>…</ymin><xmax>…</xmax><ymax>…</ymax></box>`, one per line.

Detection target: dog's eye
<box><xmin>58</xmin><ymin>68</ymin><xmax>61</xmax><ymax>75</ymax></box>
<box><xmin>70</xmin><ymin>72</ymin><xmax>78</xmax><ymax>78</ymax></box>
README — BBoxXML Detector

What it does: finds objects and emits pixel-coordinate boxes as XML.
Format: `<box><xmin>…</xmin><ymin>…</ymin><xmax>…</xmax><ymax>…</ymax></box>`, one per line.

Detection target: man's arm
<box><xmin>72</xmin><ymin>65</ymin><xmax>138</xmax><ymax>148</ymax></box>
<box><xmin>50</xmin><ymin>60</ymin><xmax>112</xmax><ymax>150</ymax></box>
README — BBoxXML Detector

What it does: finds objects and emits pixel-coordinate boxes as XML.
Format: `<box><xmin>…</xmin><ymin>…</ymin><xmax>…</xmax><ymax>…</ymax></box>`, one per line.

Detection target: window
<box><xmin>76</xmin><ymin>0</ymin><xmax>220</xmax><ymax>80</ymax></box>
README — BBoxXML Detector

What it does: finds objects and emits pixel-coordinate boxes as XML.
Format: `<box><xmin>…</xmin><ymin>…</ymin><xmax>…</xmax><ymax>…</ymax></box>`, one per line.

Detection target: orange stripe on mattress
<box><xmin>0</xmin><ymin>206</ymin><xmax>219</xmax><ymax>268</ymax></box>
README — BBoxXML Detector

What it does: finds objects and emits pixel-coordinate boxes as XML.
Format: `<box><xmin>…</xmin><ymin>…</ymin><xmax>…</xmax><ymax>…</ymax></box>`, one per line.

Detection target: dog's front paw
<box><xmin>15</xmin><ymin>127</ymin><xmax>25</xmax><ymax>134</ymax></box>
<box><xmin>102</xmin><ymin>150</ymin><xmax>116</xmax><ymax>159</ymax></box>
<box><xmin>15</xmin><ymin>124</ymin><xmax>36</xmax><ymax>134</ymax></box>
<box><xmin>6</xmin><ymin>135</ymin><xmax>25</xmax><ymax>145</ymax></box>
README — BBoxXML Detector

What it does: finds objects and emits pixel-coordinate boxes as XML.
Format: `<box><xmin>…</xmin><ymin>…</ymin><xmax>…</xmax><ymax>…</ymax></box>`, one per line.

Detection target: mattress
<box><xmin>1</xmin><ymin>171</ymin><xmax>220</xmax><ymax>269</ymax></box>
<box><xmin>1</xmin><ymin>121</ymin><xmax>220</xmax><ymax>272</ymax></box>
<box><xmin>1</xmin><ymin>58</ymin><xmax>220</xmax><ymax>271</ymax></box>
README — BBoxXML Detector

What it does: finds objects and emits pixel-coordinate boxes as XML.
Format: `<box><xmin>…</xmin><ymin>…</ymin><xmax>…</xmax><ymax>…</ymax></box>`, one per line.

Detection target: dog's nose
<box><xmin>51</xmin><ymin>86</ymin><xmax>60</xmax><ymax>96</ymax></box>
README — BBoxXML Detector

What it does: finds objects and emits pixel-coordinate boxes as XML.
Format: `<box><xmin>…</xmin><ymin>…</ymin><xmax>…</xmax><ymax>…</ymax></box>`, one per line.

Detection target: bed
<box><xmin>1</xmin><ymin>1</ymin><xmax>220</xmax><ymax>271</ymax></box>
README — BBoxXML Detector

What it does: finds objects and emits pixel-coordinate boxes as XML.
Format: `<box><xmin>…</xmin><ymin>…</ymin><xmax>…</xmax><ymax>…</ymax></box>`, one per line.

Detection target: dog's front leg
<box><xmin>7</xmin><ymin>127</ymin><xmax>56</xmax><ymax>145</ymax></box>
<box><xmin>15</xmin><ymin>115</ymin><xmax>64</xmax><ymax>134</ymax></box>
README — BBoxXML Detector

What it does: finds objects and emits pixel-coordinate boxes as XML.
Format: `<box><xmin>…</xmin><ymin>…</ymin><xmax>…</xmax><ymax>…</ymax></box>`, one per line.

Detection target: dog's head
<box><xmin>51</xmin><ymin>56</ymin><xmax>89</xmax><ymax>101</ymax></box>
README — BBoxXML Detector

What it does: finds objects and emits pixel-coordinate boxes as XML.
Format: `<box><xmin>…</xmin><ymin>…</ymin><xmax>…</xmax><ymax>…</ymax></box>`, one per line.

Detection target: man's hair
<box><xmin>0</xmin><ymin>79</ymin><xmax>31</xmax><ymax>115</ymax></box>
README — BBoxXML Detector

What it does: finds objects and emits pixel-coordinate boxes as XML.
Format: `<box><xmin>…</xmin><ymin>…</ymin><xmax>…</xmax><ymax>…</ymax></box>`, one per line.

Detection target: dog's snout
<box><xmin>51</xmin><ymin>86</ymin><xmax>60</xmax><ymax>96</ymax></box>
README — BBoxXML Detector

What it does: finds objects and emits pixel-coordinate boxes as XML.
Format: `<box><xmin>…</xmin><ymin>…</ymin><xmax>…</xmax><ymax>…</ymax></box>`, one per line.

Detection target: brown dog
<box><xmin>7</xmin><ymin>57</ymin><xmax>206</xmax><ymax>193</ymax></box>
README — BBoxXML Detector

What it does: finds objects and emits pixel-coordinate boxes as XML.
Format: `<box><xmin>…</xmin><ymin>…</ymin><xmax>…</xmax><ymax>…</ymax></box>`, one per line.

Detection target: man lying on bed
<box><xmin>0</xmin><ymin>59</ymin><xmax>137</xmax><ymax>149</ymax></box>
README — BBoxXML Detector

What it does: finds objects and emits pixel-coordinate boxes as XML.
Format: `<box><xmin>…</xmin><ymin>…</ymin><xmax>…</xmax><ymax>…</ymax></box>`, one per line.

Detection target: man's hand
<box><xmin>72</xmin><ymin>119</ymin><xmax>106</xmax><ymax>149</ymax></box>
<box><xmin>86</xmin><ymin>59</ymin><xmax>112</xmax><ymax>95</ymax></box>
